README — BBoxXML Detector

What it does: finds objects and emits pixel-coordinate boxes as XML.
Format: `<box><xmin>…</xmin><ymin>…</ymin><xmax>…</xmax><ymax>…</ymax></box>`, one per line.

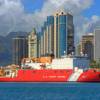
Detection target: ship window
<box><xmin>6</xmin><ymin>71</ymin><xmax>10</xmax><ymax>75</ymax></box>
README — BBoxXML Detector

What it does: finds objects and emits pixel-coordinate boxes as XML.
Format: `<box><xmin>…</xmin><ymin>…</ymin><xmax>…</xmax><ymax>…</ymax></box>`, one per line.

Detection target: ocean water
<box><xmin>0</xmin><ymin>82</ymin><xmax>100</xmax><ymax>100</ymax></box>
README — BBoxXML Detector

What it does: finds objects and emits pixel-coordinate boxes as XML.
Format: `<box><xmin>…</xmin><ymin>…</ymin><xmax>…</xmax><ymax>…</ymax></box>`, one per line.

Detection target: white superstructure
<box><xmin>21</xmin><ymin>56</ymin><xmax>90</xmax><ymax>70</ymax></box>
<box><xmin>51</xmin><ymin>58</ymin><xmax>73</xmax><ymax>69</ymax></box>
<box><xmin>50</xmin><ymin>56</ymin><xmax>89</xmax><ymax>69</ymax></box>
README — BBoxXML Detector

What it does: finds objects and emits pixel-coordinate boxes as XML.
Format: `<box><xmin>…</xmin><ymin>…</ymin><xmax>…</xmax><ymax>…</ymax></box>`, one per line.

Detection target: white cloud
<box><xmin>48</xmin><ymin>0</ymin><xmax>66</xmax><ymax>7</ymax></box>
<box><xmin>0</xmin><ymin>0</ymin><xmax>24</xmax><ymax>35</ymax></box>
<box><xmin>0</xmin><ymin>0</ymin><xmax>99</xmax><ymax>39</ymax></box>
<box><xmin>91</xmin><ymin>15</ymin><xmax>100</xmax><ymax>22</ymax></box>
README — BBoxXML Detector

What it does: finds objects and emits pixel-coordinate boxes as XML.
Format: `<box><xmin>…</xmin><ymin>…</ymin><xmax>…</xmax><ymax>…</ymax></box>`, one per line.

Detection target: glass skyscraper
<box><xmin>54</xmin><ymin>12</ymin><xmax>67</xmax><ymax>57</ymax></box>
<box><xmin>40</xmin><ymin>17</ymin><xmax>54</xmax><ymax>56</ymax></box>
<box><xmin>40</xmin><ymin>11</ymin><xmax>74</xmax><ymax>58</ymax></box>
<box><xmin>47</xmin><ymin>16</ymin><xmax>54</xmax><ymax>54</ymax></box>
<box><xmin>12</xmin><ymin>36</ymin><xmax>28</xmax><ymax>65</ymax></box>
<box><xmin>54</xmin><ymin>11</ymin><xmax>75</xmax><ymax>58</ymax></box>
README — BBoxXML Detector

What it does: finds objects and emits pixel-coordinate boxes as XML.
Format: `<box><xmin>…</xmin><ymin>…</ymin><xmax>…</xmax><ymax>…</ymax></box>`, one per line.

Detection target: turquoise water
<box><xmin>0</xmin><ymin>82</ymin><xmax>100</xmax><ymax>100</ymax></box>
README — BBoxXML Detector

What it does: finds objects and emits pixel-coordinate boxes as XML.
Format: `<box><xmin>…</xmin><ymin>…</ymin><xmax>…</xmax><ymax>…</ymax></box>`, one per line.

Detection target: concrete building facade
<box><xmin>28</xmin><ymin>28</ymin><xmax>38</xmax><ymax>58</ymax></box>
<box><xmin>80</xmin><ymin>33</ymin><xmax>94</xmax><ymax>60</ymax></box>
<box><xmin>94</xmin><ymin>28</ymin><xmax>100</xmax><ymax>60</ymax></box>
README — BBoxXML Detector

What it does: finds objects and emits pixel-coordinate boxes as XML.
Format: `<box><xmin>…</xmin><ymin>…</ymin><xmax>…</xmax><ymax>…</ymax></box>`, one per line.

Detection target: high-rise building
<box><xmin>12</xmin><ymin>36</ymin><xmax>28</xmax><ymax>65</ymax></box>
<box><xmin>37</xmin><ymin>33</ymin><xmax>41</xmax><ymax>57</ymax></box>
<box><xmin>94</xmin><ymin>28</ymin><xmax>100</xmax><ymax>60</ymax></box>
<box><xmin>40</xmin><ymin>17</ymin><xmax>54</xmax><ymax>56</ymax></box>
<box><xmin>40</xmin><ymin>11</ymin><xmax>74</xmax><ymax>58</ymax></box>
<box><xmin>54</xmin><ymin>12</ymin><xmax>74</xmax><ymax>57</ymax></box>
<box><xmin>81</xmin><ymin>33</ymin><xmax>94</xmax><ymax>60</ymax></box>
<box><xmin>76</xmin><ymin>42</ymin><xmax>82</xmax><ymax>56</ymax></box>
<box><xmin>47</xmin><ymin>16</ymin><xmax>54</xmax><ymax>54</ymax></box>
<box><xmin>40</xmin><ymin>33</ymin><xmax>44</xmax><ymax>56</ymax></box>
<box><xmin>28</xmin><ymin>28</ymin><xmax>38</xmax><ymax>58</ymax></box>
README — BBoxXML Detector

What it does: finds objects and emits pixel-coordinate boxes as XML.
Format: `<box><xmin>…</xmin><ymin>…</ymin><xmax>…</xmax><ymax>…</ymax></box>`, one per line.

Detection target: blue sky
<box><xmin>22</xmin><ymin>0</ymin><xmax>100</xmax><ymax>17</ymax></box>
<box><xmin>22</xmin><ymin>0</ymin><xmax>44</xmax><ymax>13</ymax></box>
<box><xmin>82</xmin><ymin>0</ymin><xmax>100</xmax><ymax>17</ymax></box>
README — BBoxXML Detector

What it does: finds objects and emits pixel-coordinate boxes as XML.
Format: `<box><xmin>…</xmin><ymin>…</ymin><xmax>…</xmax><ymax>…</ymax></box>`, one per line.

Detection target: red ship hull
<box><xmin>77</xmin><ymin>69</ymin><xmax>100</xmax><ymax>82</ymax></box>
<box><xmin>0</xmin><ymin>69</ymin><xmax>73</xmax><ymax>82</ymax></box>
<box><xmin>0</xmin><ymin>69</ymin><xmax>100</xmax><ymax>82</ymax></box>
